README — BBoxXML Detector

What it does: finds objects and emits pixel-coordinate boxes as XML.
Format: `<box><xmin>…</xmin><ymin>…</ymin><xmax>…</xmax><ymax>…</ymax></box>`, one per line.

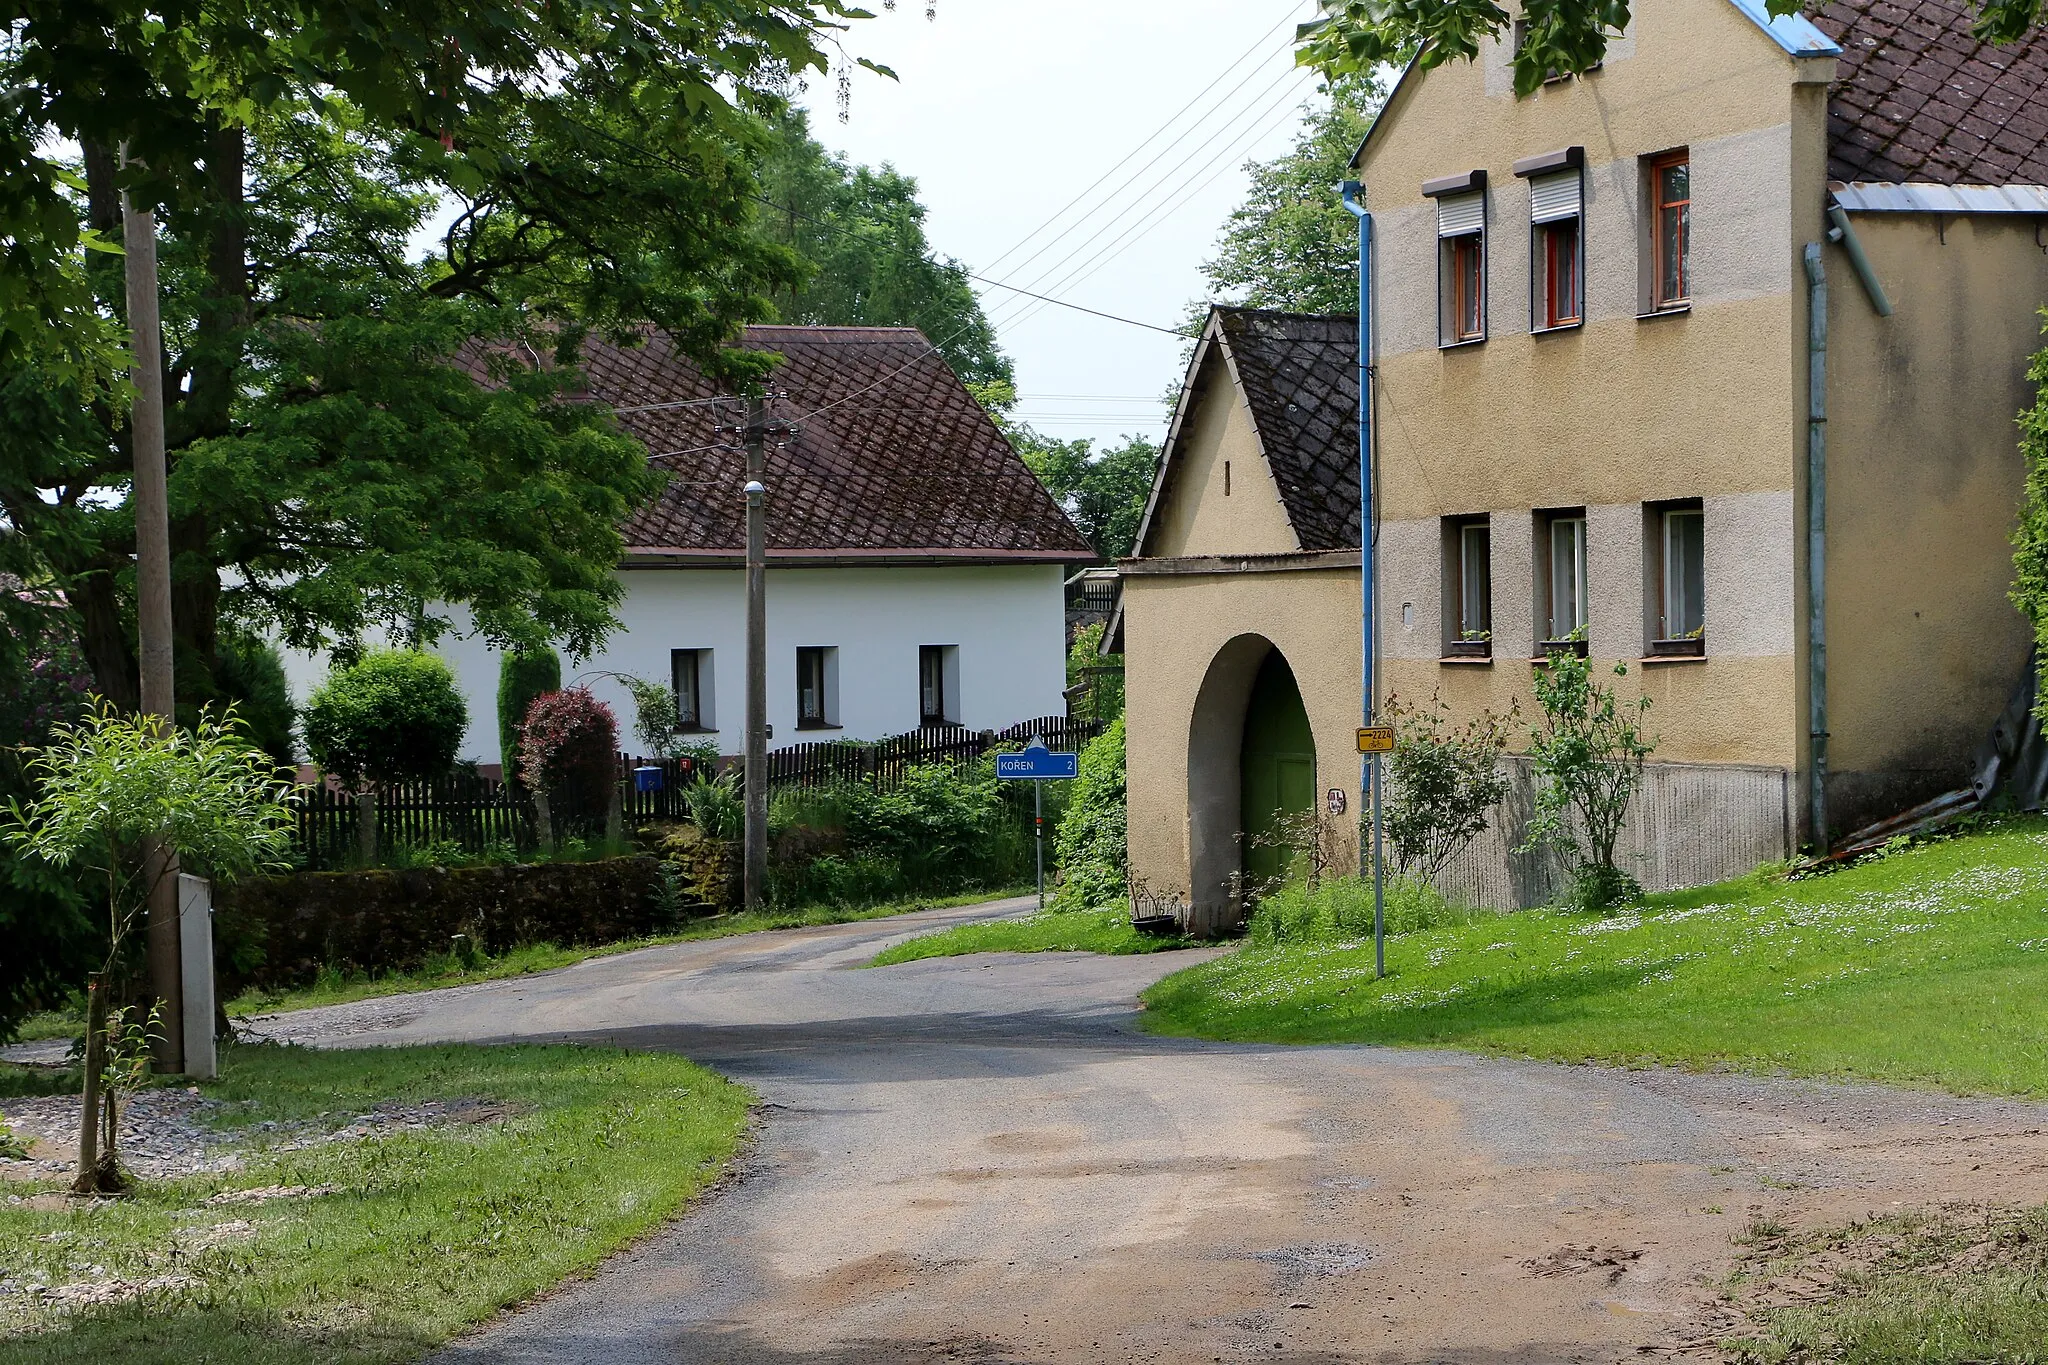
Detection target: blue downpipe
<box><xmin>1340</xmin><ymin>180</ymin><xmax>1384</xmax><ymax>977</ymax></box>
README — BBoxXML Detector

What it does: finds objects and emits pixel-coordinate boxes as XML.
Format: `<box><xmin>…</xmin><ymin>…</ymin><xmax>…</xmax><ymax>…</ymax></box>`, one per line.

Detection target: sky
<box><xmin>795</xmin><ymin>0</ymin><xmax>1327</xmax><ymax>450</ymax></box>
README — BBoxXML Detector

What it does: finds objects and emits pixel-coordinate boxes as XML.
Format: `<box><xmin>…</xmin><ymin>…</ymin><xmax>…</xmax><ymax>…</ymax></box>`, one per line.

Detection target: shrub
<box><xmin>683</xmin><ymin>769</ymin><xmax>743</xmax><ymax>841</ymax></box>
<box><xmin>212</xmin><ymin>632</ymin><xmax>299</xmax><ymax>769</ymax></box>
<box><xmin>844</xmin><ymin>762</ymin><xmax>1004</xmax><ymax>883</ymax></box>
<box><xmin>1520</xmin><ymin>644</ymin><xmax>1655</xmax><ymax>912</ymax></box>
<box><xmin>1244</xmin><ymin>874</ymin><xmax>1479</xmax><ymax>948</ymax></box>
<box><xmin>1383</xmin><ymin>691</ymin><xmax>1515</xmax><ymax>886</ymax></box>
<box><xmin>1052</xmin><ymin>718</ymin><xmax>1126</xmax><ymax>911</ymax></box>
<box><xmin>2011</xmin><ymin>325</ymin><xmax>2048</xmax><ymax>716</ymax></box>
<box><xmin>1067</xmin><ymin>623</ymin><xmax>1125</xmax><ymax>725</ymax></box>
<box><xmin>305</xmin><ymin>650</ymin><xmax>468</xmax><ymax>790</ymax></box>
<box><xmin>0</xmin><ymin>642</ymin><xmax>96</xmax><ymax>1044</ymax></box>
<box><xmin>496</xmin><ymin>647</ymin><xmax>561</xmax><ymax>780</ymax></box>
<box><xmin>518</xmin><ymin>686</ymin><xmax>620</xmax><ymax>824</ymax></box>
<box><xmin>616</xmin><ymin>672</ymin><xmax>684</xmax><ymax>759</ymax></box>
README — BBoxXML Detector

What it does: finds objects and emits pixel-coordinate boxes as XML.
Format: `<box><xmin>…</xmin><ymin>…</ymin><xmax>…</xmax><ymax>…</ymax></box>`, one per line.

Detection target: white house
<box><xmin>281</xmin><ymin>325</ymin><xmax>1093</xmax><ymax>769</ymax></box>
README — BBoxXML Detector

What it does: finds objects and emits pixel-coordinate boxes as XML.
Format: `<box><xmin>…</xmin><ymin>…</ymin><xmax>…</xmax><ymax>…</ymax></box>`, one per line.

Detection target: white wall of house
<box><xmin>278</xmin><ymin>562</ymin><xmax>1070</xmax><ymax>768</ymax></box>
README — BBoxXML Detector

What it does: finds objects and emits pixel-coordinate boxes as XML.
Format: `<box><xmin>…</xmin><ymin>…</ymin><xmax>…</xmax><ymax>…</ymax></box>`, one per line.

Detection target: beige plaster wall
<box><xmin>1349</xmin><ymin>0</ymin><xmax>1829</xmax><ymax>795</ymax></box>
<box><xmin>1142</xmin><ymin>350</ymin><xmax>1300</xmax><ymax>559</ymax></box>
<box><xmin>1123</xmin><ymin>569</ymin><xmax>1364</xmax><ymax>908</ymax></box>
<box><xmin>1822</xmin><ymin>213</ymin><xmax>2047</xmax><ymax>831</ymax></box>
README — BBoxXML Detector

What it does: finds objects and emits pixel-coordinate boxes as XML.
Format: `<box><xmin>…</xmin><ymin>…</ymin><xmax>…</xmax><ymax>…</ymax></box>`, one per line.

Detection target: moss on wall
<box><xmin>216</xmin><ymin>858</ymin><xmax>668</xmax><ymax>993</ymax></box>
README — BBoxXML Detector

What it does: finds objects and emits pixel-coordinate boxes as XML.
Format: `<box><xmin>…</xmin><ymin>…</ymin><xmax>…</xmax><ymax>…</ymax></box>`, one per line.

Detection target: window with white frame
<box><xmin>795</xmin><ymin>645</ymin><xmax>838</xmax><ymax>729</ymax></box>
<box><xmin>670</xmin><ymin>648</ymin><xmax>714</xmax><ymax>731</ymax></box>
<box><xmin>918</xmin><ymin>644</ymin><xmax>960</xmax><ymax>726</ymax></box>
<box><xmin>1543</xmin><ymin>511</ymin><xmax>1589</xmax><ymax>647</ymax></box>
<box><xmin>1444</xmin><ymin>516</ymin><xmax>1492</xmax><ymax>657</ymax></box>
<box><xmin>1653</xmin><ymin>503</ymin><xmax>1706</xmax><ymax>652</ymax></box>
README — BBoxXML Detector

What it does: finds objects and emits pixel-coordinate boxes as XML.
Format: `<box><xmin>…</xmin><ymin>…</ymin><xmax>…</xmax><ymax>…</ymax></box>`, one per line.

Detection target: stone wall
<box><xmin>216</xmin><ymin>858</ymin><xmax>669</xmax><ymax>994</ymax></box>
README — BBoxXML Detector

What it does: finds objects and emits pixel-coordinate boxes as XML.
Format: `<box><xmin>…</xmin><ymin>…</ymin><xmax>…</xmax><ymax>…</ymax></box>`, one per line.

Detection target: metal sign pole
<box><xmin>1372</xmin><ymin>753</ymin><xmax>1385</xmax><ymax>979</ymax></box>
<box><xmin>1034</xmin><ymin>780</ymin><xmax>1044</xmax><ymax>911</ymax></box>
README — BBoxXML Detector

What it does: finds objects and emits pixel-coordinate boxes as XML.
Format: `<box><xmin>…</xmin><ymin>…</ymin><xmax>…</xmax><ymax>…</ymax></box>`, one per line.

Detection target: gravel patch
<box><xmin>1</xmin><ymin>1088</ymin><xmax>523</xmax><ymax>1184</ymax></box>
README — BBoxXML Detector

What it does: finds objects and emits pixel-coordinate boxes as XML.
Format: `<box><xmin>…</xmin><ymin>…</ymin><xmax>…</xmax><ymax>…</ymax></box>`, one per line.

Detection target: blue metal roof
<box><xmin>1724</xmin><ymin>0</ymin><xmax>1842</xmax><ymax>57</ymax></box>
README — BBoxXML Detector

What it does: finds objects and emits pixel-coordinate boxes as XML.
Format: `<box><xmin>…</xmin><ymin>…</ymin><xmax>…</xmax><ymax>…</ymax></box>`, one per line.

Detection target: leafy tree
<box><xmin>1200</xmin><ymin>74</ymin><xmax>1387</xmax><ymax>316</ymax></box>
<box><xmin>1052</xmin><ymin>718</ymin><xmax>1128</xmax><ymax>912</ymax></box>
<box><xmin>0</xmin><ymin>0</ymin><xmax>872</xmax><ymax>722</ymax></box>
<box><xmin>1010</xmin><ymin>422</ymin><xmax>1160</xmax><ymax>559</ymax></box>
<box><xmin>498</xmin><ymin>648</ymin><xmax>563</xmax><ymax>780</ymax></box>
<box><xmin>0</xmin><ymin>0</ymin><xmax>876</xmax><ymax>384</ymax></box>
<box><xmin>1519</xmin><ymin>645</ymin><xmax>1655</xmax><ymax>912</ymax></box>
<box><xmin>3</xmin><ymin>704</ymin><xmax>292</xmax><ymax>1189</ymax></box>
<box><xmin>759</xmin><ymin>110</ymin><xmax>1012</xmax><ymax>390</ymax></box>
<box><xmin>1296</xmin><ymin>1</ymin><xmax>2046</xmax><ymax>99</ymax></box>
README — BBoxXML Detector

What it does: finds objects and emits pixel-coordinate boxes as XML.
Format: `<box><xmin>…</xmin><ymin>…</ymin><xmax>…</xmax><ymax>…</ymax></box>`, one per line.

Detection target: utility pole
<box><xmin>742</xmin><ymin>398</ymin><xmax>770</xmax><ymax>915</ymax></box>
<box><xmin>124</xmin><ymin>169</ymin><xmax>184</xmax><ymax>1071</ymax></box>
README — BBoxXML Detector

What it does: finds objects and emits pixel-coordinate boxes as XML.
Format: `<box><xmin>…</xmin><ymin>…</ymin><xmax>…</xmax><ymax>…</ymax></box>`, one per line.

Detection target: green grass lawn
<box><xmin>1142</xmin><ymin>818</ymin><xmax>2048</xmax><ymax>1097</ymax></box>
<box><xmin>0</xmin><ymin>1042</ymin><xmax>750</xmax><ymax>1363</ymax></box>
<box><xmin>868</xmin><ymin>907</ymin><xmax>1193</xmax><ymax>966</ymax></box>
<box><xmin>1722</xmin><ymin>1205</ymin><xmax>2048</xmax><ymax>1364</ymax></box>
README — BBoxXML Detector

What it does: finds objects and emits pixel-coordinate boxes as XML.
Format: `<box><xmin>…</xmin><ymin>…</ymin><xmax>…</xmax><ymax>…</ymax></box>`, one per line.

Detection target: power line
<box><xmin>975</xmin><ymin>0</ymin><xmax>1308</xmax><ymax>280</ymax></box>
<box><xmin>986</xmin><ymin>68</ymin><xmax>1317</xmax><ymax>334</ymax></box>
<box><xmin>983</xmin><ymin>61</ymin><xmax>1311</xmax><ymax>323</ymax></box>
<box><xmin>999</xmin><ymin>79</ymin><xmax>1320</xmax><ymax>334</ymax></box>
<box><xmin>750</xmin><ymin>190</ymin><xmax>1179</xmax><ymax>336</ymax></box>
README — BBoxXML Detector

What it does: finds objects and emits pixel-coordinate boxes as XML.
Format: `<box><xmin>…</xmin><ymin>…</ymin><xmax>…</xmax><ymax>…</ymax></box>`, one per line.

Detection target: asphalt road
<box><xmin>245</xmin><ymin>897</ymin><xmax>2048</xmax><ymax>1365</ymax></box>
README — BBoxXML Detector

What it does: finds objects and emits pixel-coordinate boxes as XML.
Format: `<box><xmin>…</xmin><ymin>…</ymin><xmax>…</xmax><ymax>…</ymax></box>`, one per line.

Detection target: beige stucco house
<box><xmin>1122</xmin><ymin>0</ymin><xmax>2048</xmax><ymax>926</ymax></box>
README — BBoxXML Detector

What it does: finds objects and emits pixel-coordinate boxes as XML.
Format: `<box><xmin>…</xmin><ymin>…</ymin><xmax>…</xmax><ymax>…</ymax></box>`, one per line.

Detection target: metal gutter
<box><xmin>1117</xmin><ymin>549</ymin><xmax>1361</xmax><ymax>576</ymax></box>
<box><xmin>1803</xmin><ymin>242</ymin><xmax>1830</xmax><ymax>848</ymax></box>
<box><xmin>1831</xmin><ymin>181</ymin><xmax>2048</xmax><ymax>214</ymax></box>
<box><xmin>1725</xmin><ymin>0</ymin><xmax>1841</xmax><ymax>55</ymax></box>
<box><xmin>1826</xmin><ymin>205</ymin><xmax>1895</xmax><ymax>317</ymax></box>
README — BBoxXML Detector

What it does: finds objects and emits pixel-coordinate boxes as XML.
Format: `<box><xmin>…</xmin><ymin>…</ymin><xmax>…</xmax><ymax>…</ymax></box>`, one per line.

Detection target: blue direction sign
<box><xmin>995</xmin><ymin>742</ymin><xmax>1078</xmax><ymax>780</ymax></box>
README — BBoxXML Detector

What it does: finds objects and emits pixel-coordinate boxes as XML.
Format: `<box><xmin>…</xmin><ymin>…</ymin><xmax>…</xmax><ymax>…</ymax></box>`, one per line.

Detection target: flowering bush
<box><xmin>518</xmin><ymin>686</ymin><xmax>619</xmax><ymax>802</ymax></box>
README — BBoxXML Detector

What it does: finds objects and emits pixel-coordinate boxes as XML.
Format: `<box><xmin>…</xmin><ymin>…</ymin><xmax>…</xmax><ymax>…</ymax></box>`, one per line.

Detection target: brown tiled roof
<box><xmin>1814</xmin><ymin>0</ymin><xmax>2048</xmax><ymax>185</ymax></box>
<box><xmin>1213</xmin><ymin>309</ymin><xmax>1361</xmax><ymax>552</ymax></box>
<box><xmin>531</xmin><ymin>326</ymin><xmax>1089</xmax><ymax>561</ymax></box>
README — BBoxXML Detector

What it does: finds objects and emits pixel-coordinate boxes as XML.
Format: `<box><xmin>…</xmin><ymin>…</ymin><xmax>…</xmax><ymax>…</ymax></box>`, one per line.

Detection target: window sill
<box><xmin>676</xmin><ymin>724</ymin><xmax>717</xmax><ymax>735</ymax></box>
<box><xmin>1438</xmin><ymin>655</ymin><xmax>1494</xmax><ymax>666</ymax></box>
<box><xmin>1532</xmin><ymin>320</ymin><xmax>1583</xmax><ymax>336</ymax></box>
<box><xmin>1637</xmin><ymin>304</ymin><xmax>1691</xmax><ymax>322</ymax></box>
<box><xmin>1438</xmin><ymin>336</ymin><xmax>1488</xmax><ymax>352</ymax></box>
<box><xmin>1640</xmin><ymin>654</ymin><xmax>1709</xmax><ymax>666</ymax></box>
<box><xmin>793</xmin><ymin>721</ymin><xmax>842</xmax><ymax>732</ymax></box>
<box><xmin>1531</xmin><ymin>639</ymin><xmax>1590</xmax><ymax>662</ymax></box>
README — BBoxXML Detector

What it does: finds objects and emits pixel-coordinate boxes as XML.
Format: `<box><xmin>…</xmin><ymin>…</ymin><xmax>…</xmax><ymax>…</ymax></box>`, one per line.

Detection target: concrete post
<box><xmin>177</xmin><ymin>874</ymin><xmax>217</xmax><ymax>1081</ymax></box>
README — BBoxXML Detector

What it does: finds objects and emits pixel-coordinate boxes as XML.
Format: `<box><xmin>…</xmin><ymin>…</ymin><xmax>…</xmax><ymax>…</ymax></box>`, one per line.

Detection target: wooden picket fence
<box><xmin>290</xmin><ymin>714</ymin><xmax>1104</xmax><ymax>869</ymax></box>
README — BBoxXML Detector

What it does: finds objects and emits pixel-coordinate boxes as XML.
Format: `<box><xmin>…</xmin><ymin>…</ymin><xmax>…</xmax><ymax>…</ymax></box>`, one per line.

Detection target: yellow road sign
<box><xmin>1356</xmin><ymin>725</ymin><xmax>1395</xmax><ymax>754</ymax></box>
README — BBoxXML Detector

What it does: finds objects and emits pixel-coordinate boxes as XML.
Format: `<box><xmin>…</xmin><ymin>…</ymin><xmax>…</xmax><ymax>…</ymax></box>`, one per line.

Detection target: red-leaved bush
<box><xmin>518</xmin><ymin>687</ymin><xmax>619</xmax><ymax>803</ymax></box>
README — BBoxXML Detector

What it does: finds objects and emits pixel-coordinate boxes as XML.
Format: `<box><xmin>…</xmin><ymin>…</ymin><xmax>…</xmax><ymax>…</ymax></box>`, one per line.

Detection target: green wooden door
<box><xmin>1240</xmin><ymin>651</ymin><xmax>1316</xmax><ymax>893</ymax></box>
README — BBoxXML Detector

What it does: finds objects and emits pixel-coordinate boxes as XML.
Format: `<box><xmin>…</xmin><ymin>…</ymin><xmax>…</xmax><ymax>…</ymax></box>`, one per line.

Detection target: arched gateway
<box><xmin>1185</xmin><ymin>635</ymin><xmax>1317</xmax><ymax>935</ymax></box>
